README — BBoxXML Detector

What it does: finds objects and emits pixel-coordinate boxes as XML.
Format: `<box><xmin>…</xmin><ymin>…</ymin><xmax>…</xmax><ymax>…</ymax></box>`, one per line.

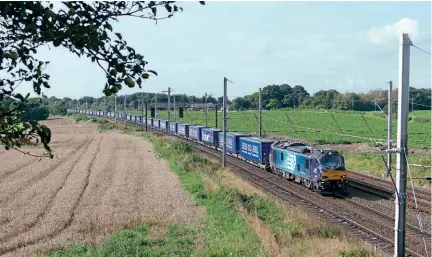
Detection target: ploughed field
<box><xmin>0</xmin><ymin>117</ymin><xmax>203</xmax><ymax>257</ymax></box>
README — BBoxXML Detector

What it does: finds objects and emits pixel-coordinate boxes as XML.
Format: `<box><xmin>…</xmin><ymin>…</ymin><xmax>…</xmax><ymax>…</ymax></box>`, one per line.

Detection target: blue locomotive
<box><xmin>69</xmin><ymin>110</ymin><xmax>348</xmax><ymax>194</ymax></box>
<box><xmin>269</xmin><ymin>142</ymin><xmax>347</xmax><ymax>194</ymax></box>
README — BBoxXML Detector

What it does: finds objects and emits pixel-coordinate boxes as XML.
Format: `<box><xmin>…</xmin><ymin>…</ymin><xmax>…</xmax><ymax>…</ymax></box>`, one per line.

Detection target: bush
<box><xmin>339</xmin><ymin>249</ymin><xmax>375</xmax><ymax>257</ymax></box>
<box><xmin>71</xmin><ymin>114</ymin><xmax>89</xmax><ymax>123</ymax></box>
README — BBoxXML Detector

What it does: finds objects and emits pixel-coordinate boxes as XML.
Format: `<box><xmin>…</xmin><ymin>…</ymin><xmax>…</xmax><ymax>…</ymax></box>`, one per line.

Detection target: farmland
<box><xmin>132</xmin><ymin>109</ymin><xmax>431</xmax><ymax>149</ymax></box>
<box><xmin>0</xmin><ymin>117</ymin><xmax>204</xmax><ymax>257</ymax></box>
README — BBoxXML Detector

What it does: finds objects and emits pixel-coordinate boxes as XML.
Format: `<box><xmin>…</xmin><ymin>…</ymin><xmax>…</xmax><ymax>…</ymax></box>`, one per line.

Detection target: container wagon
<box><xmin>218</xmin><ymin>132</ymin><xmax>251</xmax><ymax>154</ymax></box>
<box><xmin>238</xmin><ymin>137</ymin><xmax>275</xmax><ymax>169</ymax></box>
<box><xmin>201</xmin><ymin>128</ymin><xmax>222</xmax><ymax>148</ymax></box>
<box><xmin>146</xmin><ymin>118</ymin><xmax>153</xmax><ymax>128</ymax></box>
<box><xmin>189</xmin><ymin>125</ymin><xmax>206</xmax><ymax>142</ymax></box>
<box><xmin>160</xmin><ymin>120</ymin><xmax>168</xmax><ymax>131</ymax></box>
<box><xmin>177</xmin><ymin>123</ymin><xmax>190</xmax><ymax>138</ymax></box>
<box><xmin>153</xmin><ymin>119</ymin><xmax>160</xmax><ymax>129</ymax></box>
<box><xmin>169</xmin><ymin>122</ymin><xmax>178</xmax><ymax>134</ymax></box>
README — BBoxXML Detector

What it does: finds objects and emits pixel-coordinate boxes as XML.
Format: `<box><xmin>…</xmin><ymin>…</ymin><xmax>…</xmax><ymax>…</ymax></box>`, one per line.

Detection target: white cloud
<box><xmin>367</xmin><ymin>18</ymin><xmax>419</xmax><ymax>45</ymax></box>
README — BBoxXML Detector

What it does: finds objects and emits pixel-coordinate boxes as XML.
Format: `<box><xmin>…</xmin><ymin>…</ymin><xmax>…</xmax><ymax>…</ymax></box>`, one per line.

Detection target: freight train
<box><xmin>69</xmin><ymin>110</ymin><xmax>348</xmax><ymax>194</ymax></box>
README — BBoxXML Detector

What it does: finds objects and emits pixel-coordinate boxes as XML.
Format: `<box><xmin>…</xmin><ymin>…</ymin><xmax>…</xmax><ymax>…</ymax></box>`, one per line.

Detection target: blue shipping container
<box><xmin>218</xmin><ymin>132</ymin><xmax>251</xmax><ymax>154</ymax></box>
<box><xmin>154</xmin><ymin>119</ymin><xmax>160</xmax><ymax>129</ymax></box>
<box><xmin>239</xmin><ymin>137</ymin><xmax>275</xmax><ymax>165</ymax></box>
<box><xmin>201</xmin><ymin>128</ymin><xmax>222</xmax><ymax>147</ymax></box>
<box><xmin>177</xmin><ymin>123</ymin><xmax>189</xmax><ymax>137</ymax></box>
<box><xmin>169</xmin><ymin>122</ymin><xmax>178</xmax><ymax>134</ymax></box>
<box><xmin>160</xmin><ymin>120</ymin><xmax>168</xmax><ymax>131</ymax></box>
<box><xmin>189</xmin><ymin>125</ymin><xmax>206</xmax><ymax>141</ymax></box>
<box><xmin>146</xmin><ymin>118</ymin><xmax>153</xmax><ymax>127</ymax></box>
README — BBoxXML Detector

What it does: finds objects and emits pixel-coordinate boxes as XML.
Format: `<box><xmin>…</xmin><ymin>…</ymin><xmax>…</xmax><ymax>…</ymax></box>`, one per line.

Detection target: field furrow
<box><xmin>0</xmin><ymin>118</ymin><xmax>204</xmax><ymax>257</ymax></box>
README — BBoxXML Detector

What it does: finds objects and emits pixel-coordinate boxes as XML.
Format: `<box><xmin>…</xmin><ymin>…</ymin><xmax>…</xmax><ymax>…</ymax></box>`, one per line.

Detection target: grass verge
<box><xmin>343</xmin><ymin>151</ymin><xmax>431</xmax><ymax>187</ymax></box>
<box><xmin>57</xmin><ymin>116</ymin><xmax>390</xmax><ymax>257</ymax></box>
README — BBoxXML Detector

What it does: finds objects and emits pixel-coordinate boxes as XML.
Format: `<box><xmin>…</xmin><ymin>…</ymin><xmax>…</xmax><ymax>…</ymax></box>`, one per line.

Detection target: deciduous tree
<box><xmin>0</xmin><ymin>1</ymin><xmax>204</xmax><ymax>157</ymax></box>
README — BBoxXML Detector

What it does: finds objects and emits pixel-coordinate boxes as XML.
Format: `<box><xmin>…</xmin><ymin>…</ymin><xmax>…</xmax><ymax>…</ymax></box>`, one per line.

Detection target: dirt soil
<box><xmin>0</xmin><ymin>117</ymin><xmax>204</xmax><ymax>257</ymax></box>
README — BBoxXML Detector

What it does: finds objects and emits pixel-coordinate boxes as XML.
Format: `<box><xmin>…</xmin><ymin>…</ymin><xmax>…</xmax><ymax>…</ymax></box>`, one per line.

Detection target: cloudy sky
<box><xmin>15</xmin><ymin>1</ymin><xmax>432</xmax><ymax>100</ymax></box>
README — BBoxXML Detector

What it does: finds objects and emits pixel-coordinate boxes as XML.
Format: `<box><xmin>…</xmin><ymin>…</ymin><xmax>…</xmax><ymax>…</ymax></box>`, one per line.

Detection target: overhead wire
<box><xmin>264</xmin><ymin>115</ymin><xmax>386</xmax><ymax>142</ymax></box>
<box><xmin>411</xmin><ymin>43</ymin><xmax>432</xmax><ymax>56</ymax></box>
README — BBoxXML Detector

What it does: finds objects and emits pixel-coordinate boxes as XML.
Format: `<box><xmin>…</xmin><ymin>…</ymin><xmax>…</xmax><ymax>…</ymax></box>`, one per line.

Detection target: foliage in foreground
<box><xmin>0</xmin><ymin>1</ymin><xmax>204</xmax><ymax>157</ymax></box>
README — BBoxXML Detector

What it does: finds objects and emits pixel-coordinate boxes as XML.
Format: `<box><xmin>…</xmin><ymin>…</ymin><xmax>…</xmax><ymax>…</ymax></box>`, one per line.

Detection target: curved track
<box><xmin>113</xmin><ymin>117</ymin><xmax>430</xmax><ymax>257</ymax></box>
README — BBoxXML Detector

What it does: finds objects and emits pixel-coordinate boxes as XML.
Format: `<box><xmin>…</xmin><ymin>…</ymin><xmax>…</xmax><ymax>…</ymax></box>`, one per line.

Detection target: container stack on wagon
<box><xmin>177</xmin><ymin>123</ymin><xmax>190</xmax><ymax>138</ymax></box>
<box><xmin>70</xmin><ymin>109</ymin><xmax>348</xmax><ymax>194</ymax></box>
<box><xmin>189</xmin><ymin>125</ymin><xmax>206</xmax><ymax>141</ymax></box>
<box><xmin>238</xmin><ymin>137</ymin><xmax>275</xmax><ymax>169</ymax></box>
<box><xmin>218</xmin><ymin>132</ymin><xmax>251</xmax><ymax>155</ymax></box>
<box><xmin>169</xmin><ymin>122</ymin><xmax>178</xmax><ymax>134</ymax></box>
<box><xmin>201</xmin><ymin>128</ymin><xmax>222</xmax><ymax>148</ymax></box>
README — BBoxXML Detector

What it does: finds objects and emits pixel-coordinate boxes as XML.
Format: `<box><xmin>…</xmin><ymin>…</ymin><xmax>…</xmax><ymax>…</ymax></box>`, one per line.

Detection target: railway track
<box><xmin>347</xmin><ymin>179</ymin><xmax>431</xmax><ymax>214</ymax></box>
<box><xmin>188</xmin><ymin>143</ymin><xmax>428</xmax><ymax>257</ymax></box>
<box><xmin>348</xmin><ymin>171</ymin><xmax>431</xmax><ymax>203</ymax></box>
<box><xmin>97</xmin><ymin>117</ymin><xmax>430</xmax><ymax>256</ymax></box>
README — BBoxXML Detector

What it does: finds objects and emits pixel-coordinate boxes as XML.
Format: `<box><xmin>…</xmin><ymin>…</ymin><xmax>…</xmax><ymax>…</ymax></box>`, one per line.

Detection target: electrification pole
<box><xmin>205</xmin><ymin>93</ymin><xmax>208</xmax><ymax>127</ymax></box>
<box><xmin>385</xmin><ymin>80</ymin><xmax>393</xmax><ymax>177</ymax></box>
<box><xmin>222</xmin><ymin>78</ymin><xmax>227</xmax><ymax>167</ymax></box>
<box><xmin>173</xmin><ymin>94</ymin><xmax>176</xmax><ymax>121</ymax></box>
<box><xmin>215</xmin><ymin>103</ymin><xmax>218</xmax><ymax>128</ymax></box>
<box><xmin>394</xmin><ymin>33</ymin><xmax>411</xmax><ymax>257</ymax></box>
<box><xmin>163</xmin><ymin>87</ymin><xmax>171</xmax><ymax>133</ymax></box>
<box><xmin>259</xmin><ymin>88</ymin><xmax>262</xmax><ymax>137</ymax></box>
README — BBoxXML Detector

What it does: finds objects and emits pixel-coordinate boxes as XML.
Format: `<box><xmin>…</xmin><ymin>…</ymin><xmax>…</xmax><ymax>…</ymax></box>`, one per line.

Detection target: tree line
<box><xmin>52</xmin><ymin>84</ymin><xmax>430</xmax><ymax>113</ymax></box>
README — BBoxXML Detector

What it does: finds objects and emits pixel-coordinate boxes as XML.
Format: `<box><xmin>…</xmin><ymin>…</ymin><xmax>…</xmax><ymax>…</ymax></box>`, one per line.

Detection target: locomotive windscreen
<box><xmin>322</xmin><ymin>155</ymin><xmax>344</xmax><ymax>169</ymax></box>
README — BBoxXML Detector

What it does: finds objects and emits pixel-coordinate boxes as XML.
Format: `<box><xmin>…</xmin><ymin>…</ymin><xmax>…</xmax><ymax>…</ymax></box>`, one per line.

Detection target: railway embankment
<box><xmin>59</xmin><ymin>115</ymin><xmax>390</xmax><ymax>257</ymax></box>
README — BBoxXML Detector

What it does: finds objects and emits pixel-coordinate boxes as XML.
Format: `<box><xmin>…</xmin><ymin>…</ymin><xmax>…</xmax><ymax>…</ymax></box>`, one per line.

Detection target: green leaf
<box><xmin>106</xmin><ymin>23</ymin><xmax>113</xmax><ymax>31</ymax></box>
<box><xmin>115</xmin><ymin>33</ymin><xmax>122</xmax><ymax>40</ymax></box>
<box><xmin>147</xmin><ymin>70</ymin><xmax>158</xmax><ymax>76</ymax></box>
<box><xmin>199</xmin><ymin>1</ymin><xmax>205</xmax><ymax>5</ymax></box>
<box><xmin>15</xmin><ymin>93</ymin><xmax>25</xmax><ymax>101</ymax></box>
<box><xmin>151</xmin><ymin>7</ymin><xmax>157</xmax><ymax>16</ymax></box>
<box><xmin>137</xmin><ymin>77</ymin><xmax>142</xmax><ymax>87</ymax></box>
<box><xmin>42</xmin><ymin>82</ymin><xmax>50</xmax><ymax>88</ymax></box>
<box><xmin>165</xmin><ymin>4</ymin><xmax>172</xmax><ymax>12</ymax></box>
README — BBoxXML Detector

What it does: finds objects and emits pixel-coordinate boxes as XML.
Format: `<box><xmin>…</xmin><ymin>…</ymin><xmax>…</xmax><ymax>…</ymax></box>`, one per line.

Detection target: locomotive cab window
<box><xmin>305</xmin><ymin>160</ymin><xmax>309</xmax><ymax>169</ymax></box>
<box><xmin>280</xmin><ymin>152</ymin><xmax>284</xmax><ymax>160</ymax></box>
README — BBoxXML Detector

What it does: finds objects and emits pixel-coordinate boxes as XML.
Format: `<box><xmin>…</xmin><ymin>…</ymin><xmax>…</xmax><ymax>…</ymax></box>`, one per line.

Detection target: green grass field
<box><xmin>130</xmin><ymin>109</ymin><xmax>431</xmax><ymax>149</ymax></box>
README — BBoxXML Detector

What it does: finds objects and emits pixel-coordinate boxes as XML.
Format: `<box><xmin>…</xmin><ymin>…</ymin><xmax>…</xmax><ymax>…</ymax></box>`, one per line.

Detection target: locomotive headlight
<box><xmin>341</xmin><ymin>175</ymin><xmax>346</xmax><ymax>178</ymax></box>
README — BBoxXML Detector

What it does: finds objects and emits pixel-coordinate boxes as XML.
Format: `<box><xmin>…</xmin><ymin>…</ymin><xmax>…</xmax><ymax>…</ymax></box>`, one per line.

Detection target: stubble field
<box><xmin>0</xmin><ymin>117</ymin><xmax>203</xmax><ymax>257</ymax></box>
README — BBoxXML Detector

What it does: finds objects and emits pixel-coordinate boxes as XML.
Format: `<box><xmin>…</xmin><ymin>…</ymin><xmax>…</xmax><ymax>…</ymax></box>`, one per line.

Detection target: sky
<box><xmin>15</xmin><ymin>1</ymin><xmax>432</xmax><ymax>100</ymax></box>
